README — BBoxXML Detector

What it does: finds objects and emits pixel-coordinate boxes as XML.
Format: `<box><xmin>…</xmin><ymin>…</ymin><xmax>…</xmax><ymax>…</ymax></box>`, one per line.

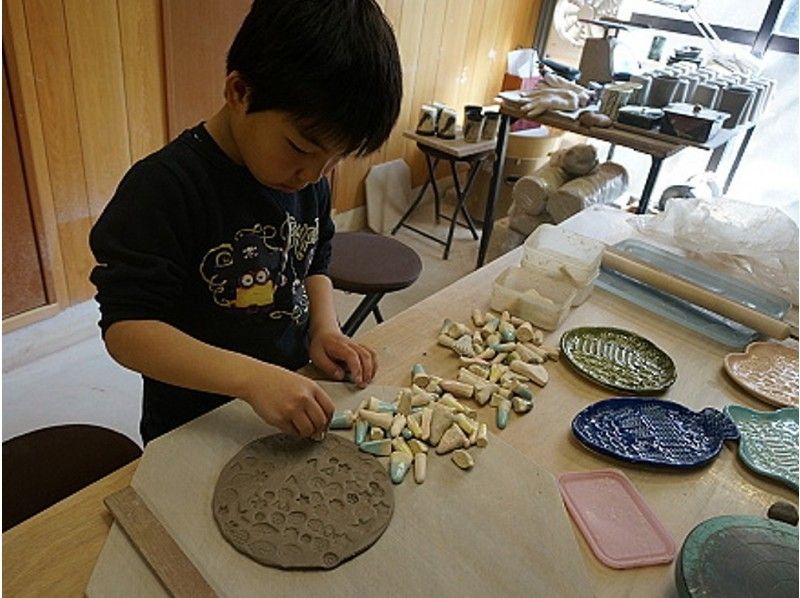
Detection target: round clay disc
<box><xmin>676</xmin><ymin>515</ymin><xmax>798</xmax><ymax>598</ymax></box>
<box><xmin>212</xmin><ymin>433</ymin><xmax>394</xmax><ymax>569</ymax></box>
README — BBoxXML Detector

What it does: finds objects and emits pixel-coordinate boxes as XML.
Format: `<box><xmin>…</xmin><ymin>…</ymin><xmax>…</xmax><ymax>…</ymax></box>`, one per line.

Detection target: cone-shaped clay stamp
<box><xmin>510</xmin><ymin>360</ymin><xmax>549</xmax><ymax>386</ymax></box>
<box><xmin>457</xmin><ymin>368</ymin><xmax>484</xmax><ymax>387</ymax></box>
<box><xmin>476</xmin><ymin>423</ymin><xmax>488</xmax><ymax>447</ymax></box>
<box><xmin>515</xmin><ymin>321</ymin><xmax>535</xmax><ymax>342</ymax></box>
<box><xmin>496</xmin><ymin>397</ymin><xmax>512</xmax><ymax>429</ymax></box>
<box><xmin>438</xmin><ymin>334</ymin><xmax>457</xmax><ymax>349</ymax></box>
<box><xmin>406</xmin><ymin>411</ymin><xmax>423</xmax><ymax>438</ymax></box>
<box><xmin>420</xmin><ymin>406</ymin><xmax>433</xmax><ymax>441</ymax></box>
<box><xmin>453</xmin><ymin>335</ymin><xmax>476</xmax><ymax>358</ymax></box>
<box><xmin>414</xmin><ymin>452</ymin><xmax>427</xmax><ymax>484</ymax></box>
<box><xmin>512</xmin><ymin>396</ymin><xmax>533</xmax><ymax>414</ymax></box>
<box><xmin>359</xmin><ymin>409</ymin><xmax>394</xmax><ymax>430</ymax></box>
<box><xmin>389</xmin><ymin>451</ymin><xmax>413</xmax><ymax>484</ymax></box>
<box><xmin>440</xmin><ymin>379</ymin><xmax>474</xmax><ymax>400</ymax></box>
<box><xmin>369</xmin><ymin>427</ymin><xmax>385</xmax><ymax>441</ymax></box>
<box><xmin>355</xmin><ymin>420</ymin><xmax>368</xmax><ymax>445</ymax></box>
<box><xmin>430</xmin><ymin>404</ymin><xmax>454</xmax><ymax>446</ymax></box>
<box><xmin>499</xmin><ymin>321</ymin><xmax>516</xmax><ymax>342</ymax></box>
<box><xmin>389</xmin><ymin>413</ymin><xmax>407</xmax><ymax>438</ymax></box>
<box><xmin>368</xmin><ymin>397</ymin><xmax>397</xmax><ymax>413</ymax></box>
<box><xmin>436</xmin><ymin>423</ymin><xmax>468</xmax><ymax>454</ymax></box>
<box><xmin>451</xmin><ymin>449</ymin><xmax>475</xmax><ymax>470</ymax></box>
<box><xmin>472</xmin><ymin>308</ymin><xmax>486</xmax><ymax>328</ymax></box>
<box><xmin>329</xmin><ymin>409</ymin><xmax>355</xmax><ymax>430</ymax></box>
<box><xmin>482</xmin><ymin>317</ymin><xmax>500</xmax><ymax>335</ymax></box>
<box><xmin>447</xmin><ymin>321</ymin><xmax>472</xmax><ymax>339</ymax></box>
<box><xmin>411</xmin><ymin>363</ymin><xmax>430</xmax><ymax>388</ymax></box>
<box><xmin>359</xmin><ymin>439</ymin><xmax>393</xmax><ymax>457</ymax></box>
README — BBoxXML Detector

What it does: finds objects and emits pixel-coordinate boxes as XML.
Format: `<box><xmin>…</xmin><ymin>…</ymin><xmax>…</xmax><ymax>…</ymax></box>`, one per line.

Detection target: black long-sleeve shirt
<box><xmin>90</xmin><ymin>123</ymin><xmax>335</xmax><ymax>443</ymax></box>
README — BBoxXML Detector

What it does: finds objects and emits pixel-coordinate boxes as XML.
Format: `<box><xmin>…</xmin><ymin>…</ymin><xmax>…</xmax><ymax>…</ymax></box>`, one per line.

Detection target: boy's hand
<box><xmin>241</xmin><ymin>365</ymin><xmax>335</xmax><ymax>439</ymax></box>
<box><xmin>309</xmin><ymin>330</ymin><xmax>377</xmax><ymax>388</ymax></box>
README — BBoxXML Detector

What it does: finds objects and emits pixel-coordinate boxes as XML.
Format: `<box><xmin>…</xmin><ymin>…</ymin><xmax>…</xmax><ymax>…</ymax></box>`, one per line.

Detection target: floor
<box><xmin>2</xmin><ymin>198</ymin><xmax>481</xmax><ymax>448</ymax></box>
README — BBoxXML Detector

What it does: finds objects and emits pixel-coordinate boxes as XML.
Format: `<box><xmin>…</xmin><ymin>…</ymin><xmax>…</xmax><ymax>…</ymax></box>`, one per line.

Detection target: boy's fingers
<box><xmin>291</xmin><ymin>412</ymin><xmax>315</xmax><ymax>438</ymax></box>
<box><xmin>353</xmin><ymin>344</ymin><xmax>374</xmax><ymax>384</ymax></box>
<box><xmin>313</xmin><ymin>386</ymin><xmax>336</xmax><ymax>420</ymax></box>
<box><xmin>304</xmin><ymin>396</ymin><xmax>329</xmax><ymax>433</ymax></box>
<box><xmin>314</xmin><ymin>351</ymin><xmax>345</xmax><ymax>381</ymax></box>
<box><xmin>333</xmin><ymin>344</ymin><xmax>363</xmax><ymax>385</ymax></box>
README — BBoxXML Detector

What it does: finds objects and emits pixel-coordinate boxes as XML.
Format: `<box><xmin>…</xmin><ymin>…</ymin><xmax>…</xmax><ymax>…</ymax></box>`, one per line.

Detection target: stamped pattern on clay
<box><xmin>213</xmin><ymin>433</ymin><xmax>394</xmax><ymax>569</ymax></box>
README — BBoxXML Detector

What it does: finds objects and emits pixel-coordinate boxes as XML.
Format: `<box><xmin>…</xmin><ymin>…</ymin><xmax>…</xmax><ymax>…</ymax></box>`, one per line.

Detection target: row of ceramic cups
<box><xmin>628</xmin><ymin>63</ymin><xmax>775</xmax><ymax>129</ymax></box>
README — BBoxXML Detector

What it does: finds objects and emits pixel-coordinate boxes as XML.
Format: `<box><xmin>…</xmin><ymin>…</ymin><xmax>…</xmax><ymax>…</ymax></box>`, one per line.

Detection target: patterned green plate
<box><xmin>724</xmin><ymin>405</ymin><xmax>799</xmax><ymax>490</ymax></box>
<box><xmin>560</xmin><ymin>327</ymin><xmax>677</xmax><ymax>394</ymax></box>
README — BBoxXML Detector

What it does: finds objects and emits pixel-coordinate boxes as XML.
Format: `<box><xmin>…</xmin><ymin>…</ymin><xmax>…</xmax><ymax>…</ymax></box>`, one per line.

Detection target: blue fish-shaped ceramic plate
<box><xmin>723</xmin><ymin>405</ymin><xmax>799</xmax><ymax>490</ymax></box>
<box><xmin>573</xmin><ymin>398</ymin><xmax>739</xmax><ymax>467</ymax></box>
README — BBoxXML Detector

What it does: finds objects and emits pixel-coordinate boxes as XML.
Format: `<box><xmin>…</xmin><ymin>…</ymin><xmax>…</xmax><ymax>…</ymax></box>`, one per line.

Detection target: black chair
<box><xmin>3</xmin><ymin>424</ymin><xmax>142</xmax><ymax>531</ymax></box>
<box><xmin>329</xmin><ymin>232</ymin><xmax>422</xmax><ymax>336</ymax></box>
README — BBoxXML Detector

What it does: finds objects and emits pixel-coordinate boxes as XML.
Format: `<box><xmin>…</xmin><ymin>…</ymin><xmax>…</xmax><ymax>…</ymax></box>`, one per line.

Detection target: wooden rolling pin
<box><xmin>602</xmin><ymin>248</ymin><xmax>792</xmax><ymax>340</ymax></box>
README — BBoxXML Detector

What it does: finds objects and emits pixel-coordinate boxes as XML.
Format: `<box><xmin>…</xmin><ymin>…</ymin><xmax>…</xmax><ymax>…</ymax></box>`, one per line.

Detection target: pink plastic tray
<box><xmin>558</xmin><ymin>469</ymin><xmax>676</xmax><ymax>569</ymax></box>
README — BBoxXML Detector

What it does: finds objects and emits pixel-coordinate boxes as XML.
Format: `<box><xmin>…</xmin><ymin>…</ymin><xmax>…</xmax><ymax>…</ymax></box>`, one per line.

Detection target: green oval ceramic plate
<box><xmin>560</xmin><ymin>327</ymin><xmax>677</xmax><ymax>394</ymax></box>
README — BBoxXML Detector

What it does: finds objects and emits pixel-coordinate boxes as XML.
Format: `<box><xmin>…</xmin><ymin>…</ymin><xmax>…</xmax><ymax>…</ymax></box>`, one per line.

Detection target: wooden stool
<box><xmin>329</xmin><ymin>232</ymin><xmax>422</xmax><ymax>336</ymax></box>
<box><xmin>3</xmin><ymin>424</ymin><xmax>142</xmax><ymax>530</ymax></box>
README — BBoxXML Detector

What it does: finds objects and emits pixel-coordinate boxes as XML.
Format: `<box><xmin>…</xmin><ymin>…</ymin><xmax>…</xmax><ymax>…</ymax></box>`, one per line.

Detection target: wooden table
<box><xmin>475</xmin><ymin>103</ymin><xmax>743</xmax><ymax>268</ymax></box>
<box><xmin>4</xmin><ymin>248</ymin><xmax>797</xmax><ymax>597</ymax></box>
<box><xmin>391</xmin><ymin>130</ymin><xmax>495</xmax><ymax>259</ymax></box>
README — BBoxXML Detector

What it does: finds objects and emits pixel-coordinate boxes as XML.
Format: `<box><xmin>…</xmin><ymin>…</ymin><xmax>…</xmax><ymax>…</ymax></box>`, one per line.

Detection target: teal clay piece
<box><xmin>389</xmin><ymin>452</ymin><xmax>412</xmax><ymax>484</ymax></box>
<box><xmin>354</xmin><ymin>420</ymin><xmax>368</xmax><ymax>445</ymax></box>
<box><xmin>329</xmin><ymin>410</ymin><xmax>355</xmax><ymax>430</ymax></box>
<box><xmin>724</xmin><ymin>405</ymin><xmax>799</xmax><ymax>490</ymax></box>
<box><xmin>359</xmin><ymin>439</ymin><xmax>393</xmax><ymax>457</ymax></box>
<box><xmin>496</xmin><ymin>399</ymin><xmax>511</xmax><ymax>429</ymax></box>
<box><xmin>512</xmin><ymin>383</ymin><xmax>534</xmax><ymax>402</ymax></box>
<box><xmin>560</xmin><ymin>327</ymin><xmax>677</xmax><ymax>394</ymax></box>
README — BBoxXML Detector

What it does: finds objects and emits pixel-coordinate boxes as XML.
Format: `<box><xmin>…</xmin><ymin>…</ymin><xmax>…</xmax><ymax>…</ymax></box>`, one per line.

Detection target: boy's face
<box><xmin>226</xmin><ymin>74</ymin><xmax>346</xmax><ymax>192</ymax></box>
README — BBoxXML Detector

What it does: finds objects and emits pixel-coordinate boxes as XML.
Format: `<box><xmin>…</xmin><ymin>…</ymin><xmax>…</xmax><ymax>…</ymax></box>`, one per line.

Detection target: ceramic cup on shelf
<box><xmin>682</xmin><ymin>75</ymin><xmax>699</xmax><ymax>103</ymax></box>
<box><xmin>648</xmin><ymin>75</ymin><xmax>679</xmax><ymax>108</ymax></box>
<box><xmin>599</xmin><ymin>84</ymin><xmax>634</xmax><ymax>120</ymax></box>
<box><xmin>717</xmin><ymin>86</ymin><xmax>754</xmax><ymax>128</ymax></box>
<box><xmin>691</xmin><ymin>83</ymin><xmax>719</xmax><ymax>109</ymax></box>
<box><xmin>629</xmin><ymin>74</ymin><xmax>652</xmax><ymax>105</ymax></box>
<box><xmin>673</xmin><ymin>78</ymin><xmax>689</xmax><ymax>103</ymax></box>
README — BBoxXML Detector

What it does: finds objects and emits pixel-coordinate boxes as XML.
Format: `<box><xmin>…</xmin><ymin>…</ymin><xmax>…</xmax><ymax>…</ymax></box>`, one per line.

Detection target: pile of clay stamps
<box><xmin>329</xmin><ymin>309</ymin><xmax>559</xmax><ymax>485</ymax></box>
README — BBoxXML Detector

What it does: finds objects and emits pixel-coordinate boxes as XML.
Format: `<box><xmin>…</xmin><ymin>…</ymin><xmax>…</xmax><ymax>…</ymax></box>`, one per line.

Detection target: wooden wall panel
<box><xmin>162</xmin><ymin>0</ymin><xmax>251</xmax><ymax>139</ymax></box>
<box><xmin>117</xmin><ymin>0</ymin><xmax>168</xmax><ymax>162</ymax></box>
<box><xmin>3</xmin><ymin>1</ymin><xmax>70</xmax><ymax>315</ymax></box>
<box><xmin>3</xmin><ymin>59</ymin><xmax>47</xmax><ymax>317</ymax></box>
<box><xmin>63</xmin><ymin>0</ymin><xmax>132</xmax><ymax>219</ymax></box>
<box><xmin>332</xmin><ymin>0</ymin><xmax>542</xmax><ymax>209</ymax></box>
<box><xmin>22</xmin><ymin>0</ymin><xmax>95</xmax><ymax>303</ymax></box>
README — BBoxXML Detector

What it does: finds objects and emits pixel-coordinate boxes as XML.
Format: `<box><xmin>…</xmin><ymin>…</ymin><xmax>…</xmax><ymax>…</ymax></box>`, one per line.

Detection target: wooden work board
<box><xmin>87</xmin><ymin>383</ymin><xmax>593</xmax><ymax>597</ymax></box>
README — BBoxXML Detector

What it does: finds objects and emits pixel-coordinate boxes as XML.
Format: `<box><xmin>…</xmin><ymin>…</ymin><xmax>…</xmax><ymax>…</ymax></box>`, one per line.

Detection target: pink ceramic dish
<box><xmin>558</xmin><ymin>469</ymin><xmax>676</xmax><ymax>569</ymax></box>
<box><xmin>724</xmin><ymin>342</ymin><xmax>799</xmax><ymax>408</ymax></box>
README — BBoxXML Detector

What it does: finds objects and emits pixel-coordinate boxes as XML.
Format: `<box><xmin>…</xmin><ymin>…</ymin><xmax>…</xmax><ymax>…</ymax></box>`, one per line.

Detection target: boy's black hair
<box><xmin>227</xmin><ymin>0</ymin><xmax>402</xmax><ymax>157</ymax></box>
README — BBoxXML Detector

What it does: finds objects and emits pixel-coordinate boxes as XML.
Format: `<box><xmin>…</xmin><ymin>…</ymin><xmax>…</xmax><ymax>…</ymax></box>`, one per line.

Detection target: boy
<box><xmin>89</xmin><ymin>0</ymin><xmax>402</xmax><ymax>444</ymax></box>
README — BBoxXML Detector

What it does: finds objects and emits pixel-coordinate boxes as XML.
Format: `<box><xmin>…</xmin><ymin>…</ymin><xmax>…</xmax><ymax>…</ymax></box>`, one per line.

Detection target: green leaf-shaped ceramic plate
<box><xmin>560</xmin><ymin>327</ymin><xmax>677</xmax><ymax>394</ymax></box>
<box><xmin>724</xmin><ymin>405</ymin><xmax>799</xmax><ymax>490</ymax></box>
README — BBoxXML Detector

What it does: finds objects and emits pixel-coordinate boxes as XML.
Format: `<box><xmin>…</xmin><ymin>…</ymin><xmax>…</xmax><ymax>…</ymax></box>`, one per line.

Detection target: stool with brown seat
<box><xmin>2</xmin><ymin>424</ymin><xmax>142</xmax><ymax>530</ymax></box>
<box><xmin>329</xmin><ymin>231</ymin><xmax>422</xmax><ymax>336</ymax></box>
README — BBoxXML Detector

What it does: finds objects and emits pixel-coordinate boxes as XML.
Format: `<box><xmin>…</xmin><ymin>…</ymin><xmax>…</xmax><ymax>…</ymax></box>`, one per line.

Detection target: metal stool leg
<box><xmin>341</xmin><ymin>293</ymin><xmax>385</xmax><ymax>337</ymax></box>
<box><xmin>371</xmin><ymin>305</ymin><xmax>384</xmax><ymax>324</ymax></box>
